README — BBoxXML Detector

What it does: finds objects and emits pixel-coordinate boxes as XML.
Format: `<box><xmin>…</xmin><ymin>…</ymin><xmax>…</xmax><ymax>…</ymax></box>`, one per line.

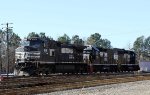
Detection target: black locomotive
<box><xmin>14</xmin><ymin>37</ymin><xmax>139</xmax><ymax>76</ymax></box>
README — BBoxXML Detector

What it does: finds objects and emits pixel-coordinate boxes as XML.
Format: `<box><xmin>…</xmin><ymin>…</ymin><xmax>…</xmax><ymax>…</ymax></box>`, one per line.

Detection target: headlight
<box><xmin>24</xmin><ymin>52</ymin><xmax>29</xmax><ymax>59</ymax></box>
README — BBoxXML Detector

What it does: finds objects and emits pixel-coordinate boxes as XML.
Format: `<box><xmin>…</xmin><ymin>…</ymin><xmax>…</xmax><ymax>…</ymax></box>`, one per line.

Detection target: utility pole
<box><xmin>0</xmin><ymin>37</ymin><xmax>2</xmax><ymax>77</ymax></box>
<box><xmin>1</xmin><ymin>23</ymin><xmax>13</xmax><ymax>77</ymax></box>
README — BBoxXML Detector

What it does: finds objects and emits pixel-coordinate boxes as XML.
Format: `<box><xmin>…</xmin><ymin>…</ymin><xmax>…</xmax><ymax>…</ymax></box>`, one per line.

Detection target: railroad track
<box><xmin>0</xmin><ymin>72</ymin><xmax>150</xmax><ymax>95</ymax></box>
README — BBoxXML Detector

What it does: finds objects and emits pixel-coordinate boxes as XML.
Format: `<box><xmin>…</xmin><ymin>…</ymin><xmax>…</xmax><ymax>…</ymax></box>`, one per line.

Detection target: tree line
<box><xmin>0</xmin><ymin>29</ymin><xmax>150</xmax><ymax>73</ymax></box>
<box><xmin>0</xmin><ymin>30</ymin><xmax>112</xmax><ymax>73</ymax></box>
<box><xmin>27</xmin><ymin>32</ymin><xmax>112</xmax><ymax>48</ymax></box>
<box><xmin>133</xmin><ymin>36</ymin><xmax>150</xmax><ymax>61</ymax></box>
<box><xmin>0</xmin><ymin>29</ymin><xmax>20</xmax><ymax>73</ymax></box>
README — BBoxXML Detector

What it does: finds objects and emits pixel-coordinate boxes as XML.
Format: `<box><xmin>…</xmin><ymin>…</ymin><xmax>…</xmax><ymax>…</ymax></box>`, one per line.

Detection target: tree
<box><xmin>57</xmin><ymin>34</ymin><xmax>71</xmax><ymax>44</ymax></box>
<box><xmin>47</xmin><ymin>36</ymin><xmax>53</xmax><ymax>40</ymax></box>
<box><xmin>101</xmin><ymin>39</ymin><xmax>111</xmax><ymax>48</ymax></box>
<box><xmin>133</xmin><ymin>36</ymin><xmax>145</xmax><ymax>53</ymax></box>
<box><xmin>27</xmin><ymin>32</ymin><xmax>39</xmax><ymax>38</ymax></box>
<box><xmin>133</xmin><ymin>36</ymin><xmax>150</xmax><ymax>61</ymax></box>
<box><xmin>71</xmin><ymin>35</ymin><xmax>84</xmax><ymax>45</ymax></box>
<box><xmin>0</xmin><ymin>29</ymin><xmax>21</xmax><ymax>73</ymax></box>
<box><xmin>87</xmin><ymin>33</ymin><xmax>101</xmax><ymax>46</ymax></box>
<box><xmin>27</xmin><ymin>32</ymin><xmax>53</xmax><ymax>40</ymax></box>
<box><xmin>9</xmin><ymin>33</ymin><xmax>21</xmax><ymax>47</ymax></box>
<box><xmin>0</xmin><ymin>29</ymin><xmax>3</xmax><ymax>43</ymax></box>
<box><xmin>39</xmin><ymin>32</ymin><xmax>46</xmax><ymax>38</ymax></box>
<box><xmin>87</xmin><ymin>33</ymin><xmax>112</xmax><ymax>48</ymax></box>
<box><xmin>144</xmin><ymin>36</ymin><xmax>150</xmax><ymax>51</ymax></box>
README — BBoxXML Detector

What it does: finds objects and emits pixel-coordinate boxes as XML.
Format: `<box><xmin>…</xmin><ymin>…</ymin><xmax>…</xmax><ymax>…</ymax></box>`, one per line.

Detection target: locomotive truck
<box><xmin>14</xmin><ymin>37</ymin><xmax>139</xmax><ymax>76</ymax></box>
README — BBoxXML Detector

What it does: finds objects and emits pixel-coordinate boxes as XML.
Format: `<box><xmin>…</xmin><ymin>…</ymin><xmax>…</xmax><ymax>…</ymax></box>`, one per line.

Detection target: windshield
<box><xmin>16</xmin><ymin>47</ymin><xmax>24</xmax><ymax>52</ymax></box>
<box><xmin>20</xmin><ymin>39</ymin><xmax>41</xmax><ymax>48</ymax></box>
<box><xmin>83</xmin><ymin>50</ymin><xmax>91</xmax><ymax>54</ymax></box>
<box><xmin>30</xmin><ymin>40</ymin><xmax>41</xmax><ymax>48</ymax></box>
<box><xmin>16</xmin><ymin>46</ymin><xmax>38</xmax><ymax>52</ymax></box>
<box><xmin>21</xmin><ymin>40</ymin><xmax>30</xmax><ymax>46</ymax></box>
<box><xmin>24</xmin><ymin>46</ymin><xmax>38</xmax><ymax>51</ymax></box>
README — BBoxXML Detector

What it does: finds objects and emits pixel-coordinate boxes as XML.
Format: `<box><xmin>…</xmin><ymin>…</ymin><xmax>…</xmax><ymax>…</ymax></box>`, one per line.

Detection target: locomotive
<box><xmin>14</xmin><ymin>37</ymin><xmax>139</xmax><ymax>76</ymax></box>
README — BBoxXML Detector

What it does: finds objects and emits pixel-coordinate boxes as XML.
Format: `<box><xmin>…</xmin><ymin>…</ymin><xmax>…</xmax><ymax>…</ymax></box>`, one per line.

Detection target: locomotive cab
<box><xmin>14</xmin><ymin>38</ymin><xmax>43</xmax><ymax>76</ymax></box>
<box><xmin>83</xmin><ymin>45</ymin><xmax>99</xmax><ymax>64</ymax></box>
<box><xmin>15</xmin><ymin>38</ymin><xmax>42</xmax><ymax>63</ymax></box>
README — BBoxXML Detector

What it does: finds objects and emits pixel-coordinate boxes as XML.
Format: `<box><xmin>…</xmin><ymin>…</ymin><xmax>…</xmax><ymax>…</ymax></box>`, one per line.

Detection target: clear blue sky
<box><xmin>0</xmin><ymin>0</ymin><xmax>150</xmax><ymax>49</ymax></box>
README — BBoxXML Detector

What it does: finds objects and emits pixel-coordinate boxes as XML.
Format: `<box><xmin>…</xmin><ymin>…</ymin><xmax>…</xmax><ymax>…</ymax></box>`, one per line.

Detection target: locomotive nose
<box><xmin>15</xmin><ymin>47</ymin><xmax>25</xmax><ymax>62</ymax></box>
<box><xmin>15</xmin><ymin>46</ymin><xmax>40</xmax><ymax>62</ymax></box>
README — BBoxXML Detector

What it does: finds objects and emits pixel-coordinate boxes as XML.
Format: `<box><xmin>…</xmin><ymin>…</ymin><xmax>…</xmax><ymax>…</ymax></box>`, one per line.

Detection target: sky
<box><xmin>0</xmin><ymin>0</ymin><xmax>150</xmax><ymax>49</ymax></box>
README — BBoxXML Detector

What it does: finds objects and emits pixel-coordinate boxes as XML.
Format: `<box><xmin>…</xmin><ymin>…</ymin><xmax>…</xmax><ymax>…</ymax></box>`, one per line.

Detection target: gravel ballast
<box><xmin>37</xmin><ymin>80</ymin><xmax>150</xmax><ymax>95</ymax></box>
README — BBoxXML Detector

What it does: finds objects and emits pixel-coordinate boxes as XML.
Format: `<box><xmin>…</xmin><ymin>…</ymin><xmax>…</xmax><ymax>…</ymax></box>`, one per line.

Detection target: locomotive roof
<box><xmin>95</xmin><ymin>47</ymin><xmax>135</xmax><ymax>54</ymax></box>
<box><xmin>61</xmin><ymin>44</ymin><xmax>86</xmax><ymax>50</ymax></box>
<box><xmin>25</xmin><ymin>37</ymin><xmax>61</xmax><ymax>44</ymax></box>
<box><xmin>26</xmin><ymin>37</ymin><xmax>42</xmax><ymax>41</ymax></box>
<box><xmin>84</xmin><ymin>45</ymin><xmax>99</xmax><ymax>52</ymax></box>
